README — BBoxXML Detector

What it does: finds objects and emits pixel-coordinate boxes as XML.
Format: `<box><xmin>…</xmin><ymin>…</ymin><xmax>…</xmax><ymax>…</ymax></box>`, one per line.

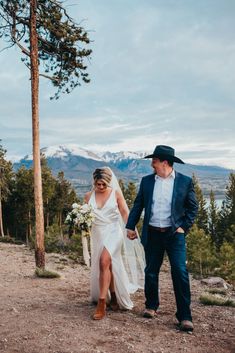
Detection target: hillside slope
<box><xmin>0</xmin><ymin>243</ymin><xmax>234</xmax><ymax>353</ymax></box>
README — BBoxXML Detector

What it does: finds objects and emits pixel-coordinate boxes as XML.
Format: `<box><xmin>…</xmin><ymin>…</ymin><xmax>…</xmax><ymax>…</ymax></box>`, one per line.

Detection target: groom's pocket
<box><xmin>174</xmin><ymin>232</ymin><xmax>185</xmax><ymax>244</ymax></box>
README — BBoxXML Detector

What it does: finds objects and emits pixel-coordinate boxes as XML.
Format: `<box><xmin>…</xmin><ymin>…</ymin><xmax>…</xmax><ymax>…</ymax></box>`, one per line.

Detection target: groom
<box><xmin>126</xmin><ymin>145</ymin><xmax>198</xmax><ymax>331</ymax></box>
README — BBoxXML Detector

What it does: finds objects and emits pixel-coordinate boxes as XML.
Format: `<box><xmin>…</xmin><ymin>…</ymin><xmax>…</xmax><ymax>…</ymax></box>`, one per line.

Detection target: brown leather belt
<box><xmin>148</xmin><ymin>225</ymin><xmax>172</xmax><ymax>233</ymax></box>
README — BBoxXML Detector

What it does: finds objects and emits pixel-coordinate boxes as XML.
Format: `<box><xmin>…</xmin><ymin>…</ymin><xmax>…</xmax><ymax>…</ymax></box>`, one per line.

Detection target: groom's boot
<box><xmin>110</xmin><ymin>292</ymin><xmax>119</xmax><ymax>311</ymax></box>
<box><xmin>93</xmin><ymin>298</ymin><xmax>106</xmax><ymax>320</ymax></box>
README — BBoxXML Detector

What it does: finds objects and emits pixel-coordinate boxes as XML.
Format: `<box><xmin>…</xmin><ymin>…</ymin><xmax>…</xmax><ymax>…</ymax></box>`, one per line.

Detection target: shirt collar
<box><xmin>155</xmin><ymin>169</ymin><xmax>175</xmax><ymax>180</ymax></box>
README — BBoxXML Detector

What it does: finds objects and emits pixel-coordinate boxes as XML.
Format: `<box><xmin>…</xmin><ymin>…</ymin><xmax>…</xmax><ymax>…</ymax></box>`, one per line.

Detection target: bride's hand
<box><xmin>127</xmin><ymin>229</ymin><xmax>137</xmax><ymax>240</ymax></box>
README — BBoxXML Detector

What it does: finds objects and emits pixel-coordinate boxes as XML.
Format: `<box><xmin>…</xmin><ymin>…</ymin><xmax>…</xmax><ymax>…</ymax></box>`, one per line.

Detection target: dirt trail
<box><xmin>0</xmin><ymin>243</ymin><xmax>234</xmax><ymax>353</ymax></box>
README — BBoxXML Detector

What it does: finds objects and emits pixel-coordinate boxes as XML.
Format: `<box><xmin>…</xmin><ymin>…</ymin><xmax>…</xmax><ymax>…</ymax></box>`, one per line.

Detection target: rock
<box><xmin>201</xmin><ymin>277</ymin><xmax>231</xmax><ymax>289</ymax></box>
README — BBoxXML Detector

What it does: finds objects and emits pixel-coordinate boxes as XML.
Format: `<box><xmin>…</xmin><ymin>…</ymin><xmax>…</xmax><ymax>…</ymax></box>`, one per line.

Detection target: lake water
<box><xmin>205</xmin><ymin>198</ymin><xmax>224</xmax><ymax>209</ymax></box>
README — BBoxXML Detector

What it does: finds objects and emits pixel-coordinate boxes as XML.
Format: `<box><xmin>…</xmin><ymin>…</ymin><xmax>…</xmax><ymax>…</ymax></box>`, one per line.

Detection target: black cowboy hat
<box><xmin>144</xmin><ymin>145</ymin><xmax>184</xmax><ymax>164</ymax></box>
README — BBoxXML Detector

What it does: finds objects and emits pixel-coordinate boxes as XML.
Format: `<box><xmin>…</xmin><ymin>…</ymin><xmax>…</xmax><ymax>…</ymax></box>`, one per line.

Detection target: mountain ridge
<box><xmin>13</xmin><ymin>144</ymin><xmax>233</xmax><ymax>197</ymax></box>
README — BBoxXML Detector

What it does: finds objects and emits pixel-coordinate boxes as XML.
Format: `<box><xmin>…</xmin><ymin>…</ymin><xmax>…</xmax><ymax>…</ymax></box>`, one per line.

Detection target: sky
<box><xmin>0</xmin><ymin>0</ymin><xmax>235</xmax><ymax>168</ymax></box>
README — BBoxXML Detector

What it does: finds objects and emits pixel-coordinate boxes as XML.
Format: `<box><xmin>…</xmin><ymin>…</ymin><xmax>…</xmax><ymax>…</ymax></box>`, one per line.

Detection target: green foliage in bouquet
<box><xmin>65</xmin><ymin>202</ymin><xmax>94</xmax><ymax>234</ymax></box>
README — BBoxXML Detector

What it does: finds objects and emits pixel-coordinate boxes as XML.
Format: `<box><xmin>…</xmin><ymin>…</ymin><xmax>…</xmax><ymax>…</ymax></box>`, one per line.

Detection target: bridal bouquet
<box><xmin>65</xmin><ymin>203</ymin><xmax>94</xmax><ymax>267</ymax></box>
<box><xmin>65</xmin><ymin>202</ymin><xmax>94</xmax><ymax>235</ymax></box>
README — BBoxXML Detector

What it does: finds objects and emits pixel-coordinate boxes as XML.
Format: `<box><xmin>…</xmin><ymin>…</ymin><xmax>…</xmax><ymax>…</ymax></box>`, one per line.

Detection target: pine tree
<box><xmin>187</xmin><ymin>224</ymin><xmax>217</xmax><ymax>276</ymax></box>
<box><xmin>208</xmin><ymin>189</ymin><xmax>220</xmax><ymax>248</ymax></box>
<box><xmin>13</xmin><ymin>166</ymin><xmax>34</xmax><ymax>242</ymax></box>
<box><xmin>224</xmin><ymin>224</ymin><xmax>235</xmax><ymax>246</ymax></box>
<box><xmin>0</xmin><ymin>0</ymin><xmax>91</xmax><ymax>269</ymax></box>
<box><xmin>192</xmin><ymin>174</ymin><xmax>208</xmax><ymax>233</ymax></box>
<box><xmin>0</xmin><ymin>1</ymin><xmax>92</xmax><ymax>99</ymax></box>
<box><xmin>118</xmin><ymin>179</ymin><xmax>126</xmax><ymax>196</ymax></box>
<box><xmin>217</xmin><ymin>173</ymin><xmax>235</xmax><ymax>247</ymax></box>
<box><xmin>0</xmin><ymin>142</ymin><xmax>13</xmax><ymax>237</ymax></box>
<box><xmin>51</xmin><ymin>171</ymin><xmax>78</xmax><ymax>236</ymax></box>
<box><xmin>218</xmin><ymin>241</ymin><xmax>235</xmax><ymax>282</ymax></box>
<box><xmin>124</xmin><ymin>182</ymin><xmax>137</xmax><ymax>209</ymax></box>
<box><xmin>224</xmin><ymin>173</ymin><xmax>235</xmax><ymax>227</ymax></box>
<box><xmin>41</xmin><ymin>156</ymin><xmax>56</xmax><ymax>232</ymax></box>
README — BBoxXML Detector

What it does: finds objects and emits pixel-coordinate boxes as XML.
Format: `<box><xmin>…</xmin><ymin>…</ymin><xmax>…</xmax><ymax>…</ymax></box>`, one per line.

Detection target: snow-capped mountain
<box><xmin>23</xmin><ymin>145</ymin><xmax>148</xmax><ymax>163</ymax></box>
<box><xmin>25</xmin><ymin>145</ymin><xmax>104</xmax><ymax>162</ymax></box>
<box><xmin>14</xmin><ymin>144</ymin><xmax>232</xmax><ymax>197</ymax></box>
<box><xmin>97</xmin><ymin>151</ymin><xmax>147</xmax><ymax>163</ymax></box>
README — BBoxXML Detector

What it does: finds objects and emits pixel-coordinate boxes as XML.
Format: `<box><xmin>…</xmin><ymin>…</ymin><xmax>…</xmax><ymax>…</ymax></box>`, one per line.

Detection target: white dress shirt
<box><xmin>149</xmin><ymin>169</ymin><xmax>175</xmax><ymax>228</ymax></box>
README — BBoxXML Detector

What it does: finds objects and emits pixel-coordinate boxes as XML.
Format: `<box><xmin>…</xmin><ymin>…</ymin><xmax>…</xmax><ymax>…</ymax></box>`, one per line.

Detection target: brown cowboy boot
<box><xmin>110</xmin><ymin>292</ymin><xmax>119</xmax><ymax>311</ymax></box>
<box><xmin>93</xmin><ymin>298</ymin><xmax>106</xmax><ymax>320</ymax></box>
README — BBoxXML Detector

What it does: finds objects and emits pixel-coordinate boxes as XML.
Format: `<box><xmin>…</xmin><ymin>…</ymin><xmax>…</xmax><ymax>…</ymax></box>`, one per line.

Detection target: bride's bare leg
<box><xmin>99</xmin><ymin>248</ymin><xmax>112</xmax><ymax>298</ymax></box>
<box><xmin>93</xmin><ymin>248</ymin><xmax>111</xmax><ymax>320</ymax></box>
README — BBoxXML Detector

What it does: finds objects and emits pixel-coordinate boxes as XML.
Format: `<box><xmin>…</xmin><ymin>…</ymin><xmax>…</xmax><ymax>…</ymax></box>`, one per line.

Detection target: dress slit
<box><xmin>99</xmin><ymin>246</ymin><xmax>112</xmax><ymax>264</ymax></box>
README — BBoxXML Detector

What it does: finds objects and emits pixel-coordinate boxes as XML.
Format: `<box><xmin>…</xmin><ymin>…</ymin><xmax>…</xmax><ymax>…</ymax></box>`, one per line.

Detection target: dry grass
<box><xmin>207</xmin><ymin>288</ymin><xmax>227</xmax><ymax>295</ymax></box>
<box><xmin>200</xmin><ymin>293</ymin><xmax>235</xmax><ymax>307</ymax></box>
<box><xmin>35</xmin><ymin>267</ymin><xmax>60</xmax><ymax>278</ymax></box>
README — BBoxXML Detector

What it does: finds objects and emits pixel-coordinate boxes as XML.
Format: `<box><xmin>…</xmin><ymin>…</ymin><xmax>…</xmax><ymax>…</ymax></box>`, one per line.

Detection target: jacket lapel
<box><xmin>171</xmin><ymin>170</ymin><xmax>179</xmax><ymax>212</ymax></box>
<box><xmin>145</xmin><ymin>174</ymin><xmax>155</xmax><ymax>217</ymax></box>
<box><xmin>148</xmin><ymin>173</ymin><xmax>155</xmax><ymax>199</ymax></box>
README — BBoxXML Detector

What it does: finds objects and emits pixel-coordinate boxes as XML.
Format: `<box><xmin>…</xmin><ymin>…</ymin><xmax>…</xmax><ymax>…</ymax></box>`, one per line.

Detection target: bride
<box><xmin>84</xmin><ymin>167</ymin><xmax>145</xmax><ymax>320</ymax></box>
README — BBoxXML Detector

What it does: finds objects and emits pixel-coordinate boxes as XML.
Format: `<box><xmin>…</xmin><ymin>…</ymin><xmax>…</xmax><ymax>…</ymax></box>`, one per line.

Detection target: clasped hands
<box><xmin>127</xmin><ymin>229</ymin><xmax>138</xmax><ymax>240</ymax></box>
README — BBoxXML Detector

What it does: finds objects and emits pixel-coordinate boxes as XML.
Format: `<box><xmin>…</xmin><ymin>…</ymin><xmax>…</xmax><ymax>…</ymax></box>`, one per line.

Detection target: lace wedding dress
<box><xmin>88</xmin><ymin>188</ymin><xmax>144</xmax><ymax>309</ymax></box>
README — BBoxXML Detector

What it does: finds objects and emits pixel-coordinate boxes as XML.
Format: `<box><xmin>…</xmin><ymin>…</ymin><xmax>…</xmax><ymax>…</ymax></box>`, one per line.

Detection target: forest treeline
<box><xmin>0</xmin><ymin>143</ymin><xmax>234</xmax><ymax>283</ymax></box>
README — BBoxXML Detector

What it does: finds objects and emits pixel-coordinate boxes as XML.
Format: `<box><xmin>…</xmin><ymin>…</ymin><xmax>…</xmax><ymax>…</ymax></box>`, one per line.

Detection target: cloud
<box><xmin>1</xmin><ymin>0</ymin><xmax>235</xmax><ymax>169</ymax></box>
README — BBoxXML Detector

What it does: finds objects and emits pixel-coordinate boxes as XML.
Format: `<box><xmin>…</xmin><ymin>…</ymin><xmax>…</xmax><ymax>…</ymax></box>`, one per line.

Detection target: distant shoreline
<box><xmin>205</xmin><ymin>197</ymin><xmax>224</xmax><ymax>209</ymax></box>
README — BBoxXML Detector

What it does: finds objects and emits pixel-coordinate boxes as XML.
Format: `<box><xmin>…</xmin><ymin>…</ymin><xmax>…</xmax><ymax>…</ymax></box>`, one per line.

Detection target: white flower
<box><xmin>65</xmin><ymin>202</ymin><xmax>95</xmax><ymax>234</ymax></box>
<box><xmin>72</xmin><ymin>203</ymin><xmax>79</xmax><ymax>209</ymax></box>
<box><xmin>81</xmin><ymin>204</ymin><xmax>89</xmax><ymax>212</ymax></box>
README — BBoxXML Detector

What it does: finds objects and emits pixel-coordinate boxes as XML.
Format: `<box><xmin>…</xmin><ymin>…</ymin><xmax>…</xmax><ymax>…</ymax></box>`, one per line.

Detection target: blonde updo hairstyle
<box><xmin>93</xmin><ymin>167</ymin><xmax>112</xmax><ymax>188</ymax></box>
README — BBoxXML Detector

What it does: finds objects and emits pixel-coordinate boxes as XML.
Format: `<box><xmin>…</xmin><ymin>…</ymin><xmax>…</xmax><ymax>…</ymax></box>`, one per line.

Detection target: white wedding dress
<box><xmin>89</xmin><ymin>189</ymin><xmax>141</xmax><ymax>310</ymax></box>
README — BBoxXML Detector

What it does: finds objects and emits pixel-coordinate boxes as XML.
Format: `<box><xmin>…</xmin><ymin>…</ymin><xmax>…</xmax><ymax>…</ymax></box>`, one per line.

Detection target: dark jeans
<box><xmin>144</xmin><ymin>227</ymin><xmax>192</xmax><ymax>322</ymax></box>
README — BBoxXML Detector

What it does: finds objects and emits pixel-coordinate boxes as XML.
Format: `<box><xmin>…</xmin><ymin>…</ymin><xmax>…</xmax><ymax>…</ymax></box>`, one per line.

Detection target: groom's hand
<box><xmin>176</xmin><ymin>227</ymin><xmax>184</xmax><ymax>233</ymax></box>
<box><xmin>127</xmin><ymin>229</ymin><xmax>137</xmax><ymax>240</ymax></box>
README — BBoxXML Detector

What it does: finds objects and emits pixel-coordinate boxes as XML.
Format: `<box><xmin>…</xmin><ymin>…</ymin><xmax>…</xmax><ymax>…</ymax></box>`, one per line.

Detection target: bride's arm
<box><xmin>84</xmin><ymin>191</ymin><xmax>92</xmax><ymax>204</ymax></box>
<box><xmin>116</xmin><ymin>190</ymin><xmax>129</xmax><ymax>223</ymax></box>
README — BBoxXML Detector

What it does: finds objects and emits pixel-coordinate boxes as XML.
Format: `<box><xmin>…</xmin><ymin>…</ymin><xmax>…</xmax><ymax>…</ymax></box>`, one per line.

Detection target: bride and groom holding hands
<box><xmin>84</xmin><ymin>145</ymin><xmax>198</xmax><ymax>332</ymax></box>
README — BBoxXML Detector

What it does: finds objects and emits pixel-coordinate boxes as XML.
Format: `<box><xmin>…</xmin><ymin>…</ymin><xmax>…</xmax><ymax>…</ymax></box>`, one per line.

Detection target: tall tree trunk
<box><xmin>30</xmin><ymin>0</ymin><xmax>45</xmax><ymax>269</ymax></box>
<box><xmin>0</xmin><ymin>187</ymin><xmax>4</xmax><ymax>237</ymax></box>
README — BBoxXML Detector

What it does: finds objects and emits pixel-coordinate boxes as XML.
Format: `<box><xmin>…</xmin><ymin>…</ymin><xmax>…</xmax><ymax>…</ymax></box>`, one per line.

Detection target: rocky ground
<box><xmin>0</xmin><ymin>243</ymin><xmax>234</xmax><ymax>353</ymax></box>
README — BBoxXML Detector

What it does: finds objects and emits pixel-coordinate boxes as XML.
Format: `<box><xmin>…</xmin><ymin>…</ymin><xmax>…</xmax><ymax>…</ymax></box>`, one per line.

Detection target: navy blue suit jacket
<box><xmin>126</xmin><ymin>171</ymin><xmax>198</xmax><ymax>247</ymax></box>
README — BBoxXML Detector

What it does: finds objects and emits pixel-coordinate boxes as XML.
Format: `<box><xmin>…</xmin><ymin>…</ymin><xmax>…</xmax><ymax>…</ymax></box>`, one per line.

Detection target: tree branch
<box><xmin>0</xmin><ymin>42</ymin><xmax>15</xmax><ymax>52</ymax></box>
<box><xmin>39</xmin><ymin>73</ymin><xmax>61</xmax><ymax>82</ymax></box>
<box><xmin>11</xmin><ymin>30</ymin><xmax>30</xmax><ymax>56</ymax></box>
<box><xmin>47</xmin><ymin>0</ymin><xmax>73</xmax><ymax>21</ymax></box>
